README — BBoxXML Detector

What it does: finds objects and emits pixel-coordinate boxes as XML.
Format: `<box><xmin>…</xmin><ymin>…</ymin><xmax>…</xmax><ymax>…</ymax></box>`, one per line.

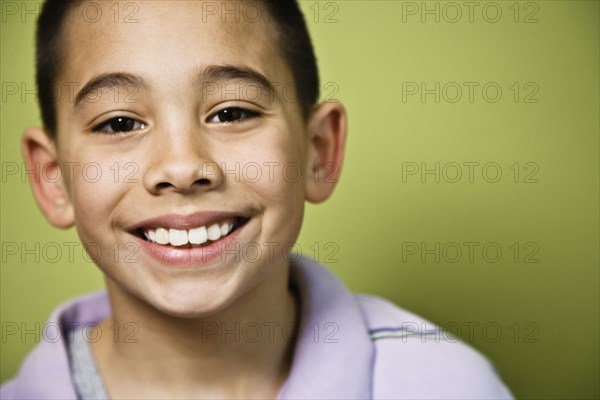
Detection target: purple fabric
<box><xmin>0</xmin><ymin>256</ymin><xmax>513</xmax><ymax>399</ymax></box>
<box><xmin>1</xmin><ymin>291</ymin><xmax>110</xmax><ymax>399</ymax></box>
<box><xmin>355</xmin><ymin>296</ymin><xmax>514</xmax><ymax>399</ymax></box>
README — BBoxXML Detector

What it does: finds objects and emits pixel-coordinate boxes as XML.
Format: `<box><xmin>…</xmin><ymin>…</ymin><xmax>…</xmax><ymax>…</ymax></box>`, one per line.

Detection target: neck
<box><xmin>92</xmin><ymin>262</ymin><xmax>299</xmax><ymax>399</ymax></box>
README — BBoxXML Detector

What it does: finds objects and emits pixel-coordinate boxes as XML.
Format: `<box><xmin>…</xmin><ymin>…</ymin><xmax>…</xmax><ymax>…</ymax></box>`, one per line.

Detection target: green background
<box><xmin>1</xmin><ymin>1</ymin><xmax>598</xmax><ymax>398</ymax></box>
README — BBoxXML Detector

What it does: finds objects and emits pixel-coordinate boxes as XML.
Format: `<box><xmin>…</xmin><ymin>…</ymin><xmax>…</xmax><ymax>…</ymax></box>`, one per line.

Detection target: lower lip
<box><xmin>134</xmin><ymin>222</ymin><xmax>248</xmax><ymax>267</ymax></box>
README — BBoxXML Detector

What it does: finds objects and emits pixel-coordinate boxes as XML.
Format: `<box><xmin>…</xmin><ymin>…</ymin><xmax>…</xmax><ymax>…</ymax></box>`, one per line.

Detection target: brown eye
<box><xmin>93</xmin><ymin>117</ymin><xmax>145</xmax><ymax>134</ymax></box>
<box><xmin>207</xmin><ymin>107</ymin><xmax>260</xmax><ymax>123</ymax></box>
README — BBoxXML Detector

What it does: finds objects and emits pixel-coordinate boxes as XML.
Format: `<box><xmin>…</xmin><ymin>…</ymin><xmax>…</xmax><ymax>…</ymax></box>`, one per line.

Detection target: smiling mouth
<box><xmin>133</xmin><ymin>216</ymin><xmax>250</xmax><ymax>248</ymax></box>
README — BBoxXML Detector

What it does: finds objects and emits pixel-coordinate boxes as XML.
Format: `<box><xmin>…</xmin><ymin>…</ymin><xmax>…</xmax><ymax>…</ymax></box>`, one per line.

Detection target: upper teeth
<box><xmin>144</xmin><ymin>221</ymin><xmax>234</xmax><ymax>247</ymax></box>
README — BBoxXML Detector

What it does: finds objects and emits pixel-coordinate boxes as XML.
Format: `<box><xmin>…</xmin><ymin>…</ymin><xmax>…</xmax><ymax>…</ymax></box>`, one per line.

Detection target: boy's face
<box><xmin>34</xmin><ymin>1</ymin><xmax>337</xmax><ymax>317</ymax></box>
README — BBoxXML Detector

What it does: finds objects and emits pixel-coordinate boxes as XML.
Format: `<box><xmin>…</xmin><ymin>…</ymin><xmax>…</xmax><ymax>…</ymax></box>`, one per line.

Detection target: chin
<box><xmin>144</xmin><ymin>282</ymin><xmax>238</xmax><ymax>319</ymax></box>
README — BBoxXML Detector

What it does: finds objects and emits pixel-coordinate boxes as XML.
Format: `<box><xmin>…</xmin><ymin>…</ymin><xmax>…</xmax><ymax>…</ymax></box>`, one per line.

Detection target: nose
<box><xmin>143</xmin><ymin>129</ymin><xmax>223</xmax><ymax>195</ymax></box>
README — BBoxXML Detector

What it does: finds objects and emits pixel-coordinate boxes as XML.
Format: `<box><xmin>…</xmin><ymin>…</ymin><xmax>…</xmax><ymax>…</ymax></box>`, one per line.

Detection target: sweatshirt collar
<box><xmin>276</xmin><ymin>256</ymin><xmax>374</xmax><ymax>399</ymax></box>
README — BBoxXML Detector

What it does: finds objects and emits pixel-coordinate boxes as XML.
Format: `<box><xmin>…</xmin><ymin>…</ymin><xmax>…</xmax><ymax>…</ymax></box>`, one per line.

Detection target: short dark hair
<box><xmin>36</xmin><ymin>0</ymin><xmax>320</xmax><ymax>137</ymax></box>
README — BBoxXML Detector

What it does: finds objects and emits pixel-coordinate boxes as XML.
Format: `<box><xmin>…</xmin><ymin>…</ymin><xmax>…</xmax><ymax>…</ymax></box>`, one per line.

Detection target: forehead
<box><xmin>58</xmin><ymin>1</ymin><xmax>289</xmax><ymax>93</ymax></box>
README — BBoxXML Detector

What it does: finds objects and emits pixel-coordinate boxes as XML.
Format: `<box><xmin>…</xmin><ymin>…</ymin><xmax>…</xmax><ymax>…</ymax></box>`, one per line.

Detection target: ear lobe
<box><xmin>22</xmin><ymin>127</ymin><xmax>75</xmax><ymax>229</ymax></box>
<box><xmin>304</xmin><ymin>101</ymin><xmax>348</xmax><ymax>203</ymax></box>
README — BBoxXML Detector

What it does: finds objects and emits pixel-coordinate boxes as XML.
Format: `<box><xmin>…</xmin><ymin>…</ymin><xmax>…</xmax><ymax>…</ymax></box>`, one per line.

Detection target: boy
<box><xmin>1</xmin><ymin>1</ymin><xmax>513</xmax><ymax>398</ymax></box>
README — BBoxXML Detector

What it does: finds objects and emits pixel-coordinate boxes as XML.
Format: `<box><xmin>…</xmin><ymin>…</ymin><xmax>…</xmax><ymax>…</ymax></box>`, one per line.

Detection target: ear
<box><xmin>304</xmin><ymin>101</ymin><xmax>347</xmax><ymax>203</ymax></box>
<box><xmin>22</xmin><ymin>127</ymin><xmax>75</xmax><ymax>228</ymax></box>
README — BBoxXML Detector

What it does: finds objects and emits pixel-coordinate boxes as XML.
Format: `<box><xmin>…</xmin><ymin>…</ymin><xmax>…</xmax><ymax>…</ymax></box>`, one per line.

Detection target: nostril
<box><xmin>153</xmin><ymin>178</ymin><xmax>211</xmax><ymax>193</ymax></box>
<box><xmin>194</xmin><ymin>178</ymin><xmax>211</xmax><ymax>186</ymax></box>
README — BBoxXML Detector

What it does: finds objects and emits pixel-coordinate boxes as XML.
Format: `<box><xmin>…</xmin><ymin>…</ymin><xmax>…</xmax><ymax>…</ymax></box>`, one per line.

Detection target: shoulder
<box><xmin>0</xmin><ymin>291</ymin><xmax>109</xmax><ymax>399</ymax></box>
<box><xmin>0</xmin><ymin>380</ymin><xmax>16</xmax><ymax>399</ymax></box>
<box><xmin>354</xmin><ymin>294</ymin><xmax>514</xmax><ymax>400</ymax></box>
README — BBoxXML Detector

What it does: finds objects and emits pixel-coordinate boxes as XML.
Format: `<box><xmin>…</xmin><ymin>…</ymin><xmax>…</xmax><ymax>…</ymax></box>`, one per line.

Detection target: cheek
<box><xmin>66</xmin><ymin>157</ymin><xmax>145</xmax><ymax>290</ymax></box>
<box><xmin>231</xmin><ymin>132</ymin><xmax>305</xmax><ymax>202</ymax></box>
<box><xmin>231</xmin><ymin>138</ymin><xmax>306</xmax><ymax>244</ymax></box>
<box><xmin>65</xmin><ymin>155</ymin><xmax>132</xmax><ymax>238</ymax></box>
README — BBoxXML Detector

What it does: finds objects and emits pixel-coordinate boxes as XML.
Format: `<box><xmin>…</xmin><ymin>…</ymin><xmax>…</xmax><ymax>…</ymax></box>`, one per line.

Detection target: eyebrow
<box><xmin>199</xmin><ymin>64</ymin><xmax>276</xmax><ymax>97</ymax></box>
<box><xmin>74</xmin><ymin>72</ymin><xmax>149</xmax><ymax>107</ymax></box>
<box><xmin>73</xmin><ymin>65</ymin><xmax>276</xmax><ymax>108</ymax></box>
